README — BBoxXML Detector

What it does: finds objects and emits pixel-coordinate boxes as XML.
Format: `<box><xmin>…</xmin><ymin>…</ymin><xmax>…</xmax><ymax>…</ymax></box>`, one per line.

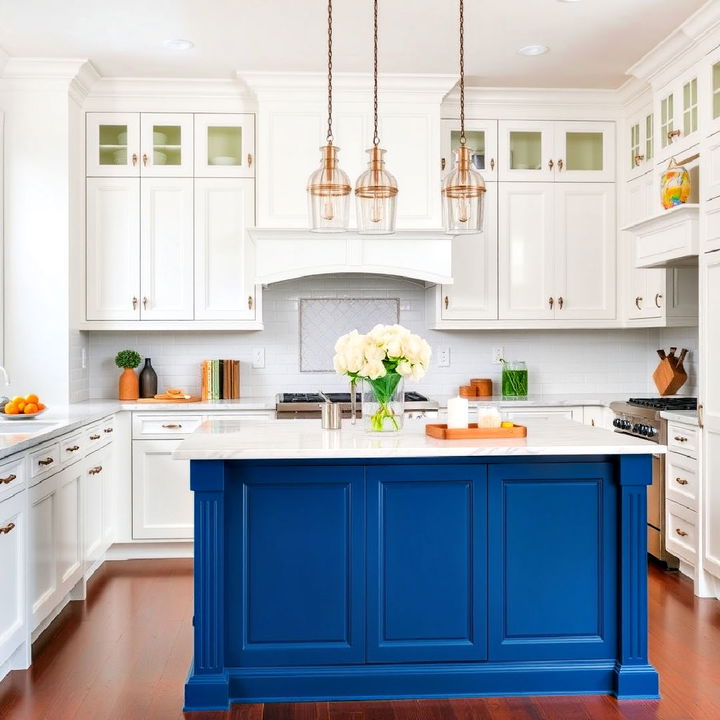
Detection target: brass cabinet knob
<box><xmin>675</xmin><ymin>477</ymin><xmax>689</xmax><ymax>485</ymax></box>
<box><xmin>132</xmin><ymin>296</ymin><xmax>138</xmax><ymax>310</ymax></box>
<box><xmin>0</xmin><ymin>522</ymin><xmax>16</xmax><ymax>535</ymax></box>
<box><xmin>635</xmin><ymin>296</ymin><xmax>643</xmax><ymax>310</ymax></box>
<box><xmin>548</xmin><ymin>296</ymin><xmax>554</xmax><ymax>309</ymax></box>
<box><xmin>142</xmin><ymin>153</ymin><xmax>149</xmax><ymax>166</ymax></box>
<box><xmin>675</xmin><ymin>528</ymin><xmax>688</xmax><ymax>537</ymax></box>
<box><xmin>548</xmin><ymin>159</ymin><xmax>554</xmax><ymax>170</ymax></box>
<box><xmin>247</xmin><ymin>153</ymin><xmax>253</xmax><ymax>167</ymax></box>
<box><xmin>668</xmin><ymin>129</ymin><xmax>681</xmax><ymax>141</ymax></box>
<box><xmin>131</xmin><ymin>153</ymin><xmax>138</xmax><ymax>167</ymax></box>
<box><xmin>490</xmin><ymin>158</ymin><xmax>495</xmax><ymax>171</ymax></box>
<box><xmin>0</xmin><ymin>474</ymin><xmax>16</xmax><ymax>484</ymax></box>
<box><xmin>633</xmin><ymin>154</ymin><xmax>645</xmax><ymax>166</ymax></box>
<box><xmin>557</xmin><ymin>159</ymin><xmax>564</xmax><ymax>171</ymax></box>
<box><xmin>143</xmin><ymin>296</ymin><xmax>148</xmax><ymax>310</ymax></box>
<box><xmin>655</xmin><ymin>293</ymin><xmax>663</xmax><ymax>308</ymax></box>
<box><xmin>441</xmin><ymin>157</ymin><xmax>446</xmax><ymax>171</ymax></box>
<box><xmin>444</xmin><ymin>296</ymin><xmax>449</xmax><ymax>310</ymax></box>
<box><xmin>248</xmin><ymin>296</ymin><xmax>254</xmax><ymax>310</ymax></box>
<box><xmin>558</xmin><ymin>296</ymin><xmax>564</xmax><ymax>309</ymax></box>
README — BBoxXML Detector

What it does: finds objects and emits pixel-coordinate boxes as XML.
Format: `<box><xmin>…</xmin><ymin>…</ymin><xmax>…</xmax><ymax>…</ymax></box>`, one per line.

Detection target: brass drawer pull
<box><xmin>441</xmin><ymin>157</ymin><xmax>446</xmax><ymax>171</ymax></box>
<box><xmin>132</xmin><ymin>296</ymin><xmax>138</xmax><ymax>310</ymax></box>
<box><xmin>0</xmin><ymin>522</ymin><xmax>16</xmax><ymax>535</ymax></box>
<box><xmin>38</xmin><ymin>457</ymin><xmax>54</xmax><ymax>466</ymax></box>
<box><xmin>89</xmin><ymin>466</ymin><xmax>103</xmax><ymax>475</ymax></box>
<box><xmin>558</xmin><ymin>296</ymin><xmax>564</xmax><ymax>309</ymax></box>
<box><xmin>548</xmin><ymin>159</ymin><xmax>554</xmax><ymax>170</ymax></box>
<box><xmin>548</xmin><ymin>296</ymin><xmax>554</xmax><ymax>309</ymax></box>
<box><xmin>675</xmin><ymin>477</ymin><xmax>689</xmax><ymax>486</ymax></box>
<box><xmin>162</xmin><ymin>424</ymin><xmax>182</xmax><ymax>429</ymax></box>
<box><xmin>674</xmin><ymin>435</ymin><xmax>688</xmax><ymax>442</ymax></box>
<box><xmin>89</xmin><ymin>434</ymin><xmax>101</xmax><ymax>440</ymax></box>
<box><xmin>655</xmin><ymin>293</ymin><xmax>663</xmax><ymax>308</ymax></box>
<box><xmin>668</xmin><ymin>129</ymin><xmax>681</xmax><ymax>141</ymax></box>
<box><xmin>490</xmin><ymin>158</ymin><xmax>495</xmax><ymax>171</ymax></box>
<box><xmin>104</xmin><ymin>428</ymin><xmax>114</xmax><ymax>434</ymax></box>
<box><xmin>675</xmin><ymin>528</ymin><xmax>688</xmax><ymax>537</ymax></box>
<box><xmin>444</xmin><ymin>296</ymin><xmax>449</xmax><ymax>310</ymax></box>
<box><xmin>247</xmin><ymin>153</ymin><xmax>253</xmax><ymax>167</ymax></box>
<box><xmin>557</xmin><ymin>158</ymin><xmax>564</xmax><ymax>171</ymax></box>
<box><xmin>143</xmin><ymin>152</ymin><xmax>149</xmax><ymax>166</ymax></box>
<box><xmin>0</xmin><ymin>474</ymin><xmax>16</xmax><ymax>484</ymax></box>
<box><xmin>635</xmin><ymin>296</ymin><xmax>643</xmax><ymax>310</ymax></box>
<box><xmin>66</xmin><ymin>445</ymin><xmax>80</xmax><ymax>452</ymax></box>
<box><xmin>248</xmin><ymin>296</ymin><xmax>254</xmax><ymax>310</ymax></box>
<box><xmin>633</xmin><ymin>154</ymin><xmax>645</xmax><ymax>166</ymax></box>
<box><xmin>131</xmin><ymin>153</ymin><xmax>138</xmax><ymax>167</ymax></box>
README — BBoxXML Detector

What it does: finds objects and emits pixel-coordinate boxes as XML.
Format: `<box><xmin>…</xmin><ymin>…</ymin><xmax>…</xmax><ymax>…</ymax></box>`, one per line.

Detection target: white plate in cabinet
<box><xmin>668</xmin><ymin>423</ymin><xmax>698</xmax><ymax>457</ymax></box>
<box><xmin>666</xmin><ymin>499</ymin><xmax>697</xmax><ymax>564</ymax></box>
<box><xmin>667</xmin><ymin>451</ymin><xmax>698</xmax><ymax>511</ymax></box>
<box><xmin>132</xmin><ymin>414</ymin><xmax>204</xmax><ymax>439</ymax></box>
<box><xmin>0</xmin><ymin>455</ymin><xmax>25</xmax><ymax>504</ymax></box>
<box><xmin>28</xmin><ymin>444</ymin><xmax>60</xmax><ymax>484</ymax></box>
<box><xmin>0</xmin><ymin>490</ymin><xmax>26</xmax><ymax>667</ymax></box>
<box><xmin>623</xmin><ymin>204</ymin><xmax>699</xmax><ymax>269</ymax></box>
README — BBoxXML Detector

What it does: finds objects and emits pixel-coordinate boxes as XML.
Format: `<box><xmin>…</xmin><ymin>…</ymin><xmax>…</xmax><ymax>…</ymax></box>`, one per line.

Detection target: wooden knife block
<box><xmin>653</xmin><ymin>357</ymin><xmax>688</xmax><ymax>396</ymax></box>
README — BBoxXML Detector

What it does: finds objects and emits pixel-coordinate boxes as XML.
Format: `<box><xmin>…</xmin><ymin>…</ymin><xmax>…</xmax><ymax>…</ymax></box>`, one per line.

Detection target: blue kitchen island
<box><xmin>175</xmin><ymin>418</ymin><xmax>661</xmax><ymax>711</ymax></box>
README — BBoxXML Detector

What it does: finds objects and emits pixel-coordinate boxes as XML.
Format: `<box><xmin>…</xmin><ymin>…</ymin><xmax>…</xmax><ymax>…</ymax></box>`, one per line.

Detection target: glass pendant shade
<box><xmin>307</xmin><ymin>145</ymin><xmax>352</xmax><ymax>232</ymax></box>
<box><xmin>442</xmin><ymin>145</ymin><xmax>486</xmax><ymax>233</ymax></box>
<box><xmin>355</xmin><ymin>147</ymin><xmax>398</xmax><ymax>234</ymax></box>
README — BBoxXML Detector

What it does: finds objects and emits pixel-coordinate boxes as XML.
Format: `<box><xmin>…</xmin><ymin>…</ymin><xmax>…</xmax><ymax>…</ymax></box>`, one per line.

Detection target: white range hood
<box><xmin>247</xmin><ymin>228</ymin><xmax>454</xmax><ymax>285</ymax></box>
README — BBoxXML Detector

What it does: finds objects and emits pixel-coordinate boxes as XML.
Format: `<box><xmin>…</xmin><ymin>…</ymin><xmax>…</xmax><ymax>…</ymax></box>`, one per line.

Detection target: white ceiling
<box><xmin>0</xmin><ymin>0</ymin><xmax>708</xmax><ymax>88</ymax></box>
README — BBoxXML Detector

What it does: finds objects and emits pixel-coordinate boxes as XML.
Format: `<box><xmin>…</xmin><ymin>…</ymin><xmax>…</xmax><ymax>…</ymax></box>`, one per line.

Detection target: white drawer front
<box><xmin>666</xmin><ymin>451</ymin><xmax>697</xmax><ymax>511</ymax></box>
<box><xmin>667</xmin><ymin>422</ymin><xmax>698</xmax><ymax>457</ymax></box>
<box><xmin>666</xmin><ymin>499</ymin><xmax>697</xmax><ymax>564</ymax></box>
<box><xmin>133</xmin><ymin>414</ymin><xmax>204</xmax><ymax>439</ymax></box>
<box><xmin>99</xmin><ymin>416</ymin><xmax>115</xmax><ymax>441</ymax></box>
<box><xmin>60</xmin><ymin>434</ymin><xmax>84</xmax><ymax>466</ymax></box>
<box><xmin>29</xmin><ymin>443</ymin><xmax>60</xmax><ymax>481</ymax></box>
<box><xmin>0</xmin><ymin>455</ymin><xmax>26</xmax><ymax>503</ymax></box>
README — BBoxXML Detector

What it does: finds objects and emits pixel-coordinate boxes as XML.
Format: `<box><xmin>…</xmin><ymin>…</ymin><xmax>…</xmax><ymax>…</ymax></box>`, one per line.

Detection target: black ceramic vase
<box><xmin>139</xmin><ymin>358</ymin><xmax>158</xmax><ymax>398</ymax></box>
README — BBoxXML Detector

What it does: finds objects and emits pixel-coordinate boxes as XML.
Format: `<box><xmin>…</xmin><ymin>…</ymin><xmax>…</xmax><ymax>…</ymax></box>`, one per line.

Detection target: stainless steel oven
<box><xmin>275</xmin><ymin>392</ymin><xmax>439</xmax><ymax>420</ymax></box>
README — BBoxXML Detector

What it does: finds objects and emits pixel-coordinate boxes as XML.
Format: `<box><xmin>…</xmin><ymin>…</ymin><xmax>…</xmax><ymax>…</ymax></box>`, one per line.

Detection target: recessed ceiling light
<box><xmin>518</xmin><ymin>44</ymin><xmax>549</xmax><ymax>56</ymax></box>
<box><xmin>163</xmin><ymin>39</ymin><xmax>194</xmax><ymax>51</ymax></box>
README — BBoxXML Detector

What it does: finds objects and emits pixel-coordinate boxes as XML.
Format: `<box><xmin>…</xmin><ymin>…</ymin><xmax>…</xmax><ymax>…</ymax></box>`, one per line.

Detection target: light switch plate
<box><xmin>437</xmin><ymin>347</ymin><xmax>450</xmax><ymax>367</ymax></box>
<box><xmin>252</xmin><ymin>348</ymin><xmax>265</xmax><ymax>369</ymax></box>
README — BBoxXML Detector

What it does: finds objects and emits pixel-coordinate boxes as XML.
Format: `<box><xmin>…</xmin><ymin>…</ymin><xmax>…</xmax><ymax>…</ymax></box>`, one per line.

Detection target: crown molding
<box><xmin>86</xmin><ymin>76</ymin><xmax>254</xmax><ymax>102</ymax></box>
<box><xmin>2</xmin><ymin>57</ymin><xmax>90</xmax><ymax>80</ymax></box>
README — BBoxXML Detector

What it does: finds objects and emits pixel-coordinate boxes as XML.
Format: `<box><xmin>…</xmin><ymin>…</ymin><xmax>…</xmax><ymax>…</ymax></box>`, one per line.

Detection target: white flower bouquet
<box><xmin>333</xmin><ymin>324</ymin><xmax>432</xmax><ymax>431</ymax></box>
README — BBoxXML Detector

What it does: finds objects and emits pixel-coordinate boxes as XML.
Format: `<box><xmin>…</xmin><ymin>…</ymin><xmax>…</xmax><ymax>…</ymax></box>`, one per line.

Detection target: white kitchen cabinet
<box><xmin>627</xmin><ymin>110</ymin><xmax>655</xmax><ymax>180</ymax></box>
<box><xmin>139</xmin><ymin>178</ymin><xmax>194</xmax><ymax>320</ymax></box>
<box><xmin>194</xmin><ymin>178</ymin><xmax>257</xmax><ymax>320</ymax></box>
<box><xmin>702</xmin><ymin>132</ymin><xmax>720</xmax><ymax>203</ymax></box>
<box><xmin>84</xmin><ymin>444</ymin><xmax>113</xmax><ymax>565</ymax></box>
<box><xmin>86</xmin><ymin>113</ymin><xmax>140</xmax><ymax>177</ymax></box>
<box><xmin>86</xmin><ymin>178</ymin><xmax>140</xmax><ymax>320</ymax></box>
<box><xmin>498</xmin><ymin>120</ymin><xmax>555</xmax><ymax>181</ymax></box>
<box><xmin>441</xmin><ymin>119</ymin><xmax>498</xmax><ymax>181</ymax></box>
<box><xmin>132</xmin><ymin>439</ymin><xmax>193</xmax><ymax>540</ymax></box>
<box><xmin>0</xmin><ymin>489</ymin><xmax>26</xmax><ymax>669</ymax></box>
<box><xmin>437</xmin><ymin>182</ymin><xmax>498</xmax><ymax>320</ymax></box>
<box><xmin>498</xmin><ymin>182</ymin><xmax>615</xmax><ymax>321</ymax></box>
<box><xmin>705</xmin><ymin>48</ymin><xmax>720</xmax><ymax>138</ymax></box>
<box><xmin>56</xmin><ymin>465</ymin><xmax>83</xmax><ymax>596</ymax></box>
<box><xmin>656</xmin><ymin>69</ymin><xmax>701</xmax><ymax>162</ymax></box>
<box><xmin>583</xmin><ymin>406</ymin><xmax>610</xmax><ymax>429</ymax></box>
<box><xmin>503</xmin><ymin>406</ymin><xmax>583</xmax><ymax>423</ymax></box>
<box><xmin>29</xmin><ymin>473</ymin><xmax>59</xmax><ymax>629</ymax></box>
<box><xmin>194</xmin><ymin>113</ymin><xmax>255</xmax><ymax>178</ymax></box>
<box><xmin>139</xmin><ymin>113</ymin><xmax>193</xmax><ymax>177</ymax></box>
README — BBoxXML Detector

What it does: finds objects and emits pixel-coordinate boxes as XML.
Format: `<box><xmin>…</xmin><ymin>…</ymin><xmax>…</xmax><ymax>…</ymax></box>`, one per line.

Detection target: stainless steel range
<box><xmin>610</xmin><ymin>397</ymin><xmax>697</xmax><ymax>567</ymax></box>
<box><xmin>275</xmin><ymin>392</ymin><xmax>439</xmax><ymax>420</ymax></box>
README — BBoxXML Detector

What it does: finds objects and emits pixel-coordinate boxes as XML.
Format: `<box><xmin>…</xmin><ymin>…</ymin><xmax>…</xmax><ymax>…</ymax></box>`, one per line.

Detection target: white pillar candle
<box><xmin>447</xmin><ymin>396</ymin><xmax>469</xmax><ymax>429</ymax></box>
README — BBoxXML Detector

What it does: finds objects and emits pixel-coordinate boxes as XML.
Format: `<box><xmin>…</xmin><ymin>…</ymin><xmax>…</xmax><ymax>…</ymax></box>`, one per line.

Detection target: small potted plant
<box><xmin>115</xmin><ymin>349</ymin><xmax>141</xmax><ymax>400</ymax></box>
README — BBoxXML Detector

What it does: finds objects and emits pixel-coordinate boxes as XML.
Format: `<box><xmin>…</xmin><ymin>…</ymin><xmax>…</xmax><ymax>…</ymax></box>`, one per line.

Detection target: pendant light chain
<box><xmin>326</xmin><ymin>0</ymin><xmax>334</xmax><ymax>143</ymax></box>
<box><xmin>459</xmin><ymin>0</ymin><xmax>466</xmax><ymax>145</ymax></box>
<box><xmin>372</xmin><ymin>0</ymin><xmax>380</xmax><ymax>146</ymax></box>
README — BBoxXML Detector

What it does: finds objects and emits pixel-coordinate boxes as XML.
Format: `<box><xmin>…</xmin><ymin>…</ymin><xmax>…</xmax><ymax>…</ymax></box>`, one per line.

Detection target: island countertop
<box><xmin>174</xmin><ymin>416</ymin><xmax>662</xmax><ymax>460</ymax></box>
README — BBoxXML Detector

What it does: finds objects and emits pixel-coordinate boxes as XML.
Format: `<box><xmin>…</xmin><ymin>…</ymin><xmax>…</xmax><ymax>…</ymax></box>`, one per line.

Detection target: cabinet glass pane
<box><xmin>683</xmin><ymin>78</ymin><xmax>698</xmax><ymax>136</ymax></box>
<box><xmin>630</xmin><ymin>124</ymin><xmax>640</xmax><ymax>169</ymax></box>
<box><xmin>152</xmin><ymin>124</ymin><xmax>182</xmax><ymax>166</ymax></box>
<box><xmin>509</xmin><ymin>131</ymin><xmax>541</xmax><ymax>170</ymax></box>
<box><xmin>661</xmin><ymin>95</ymin><xmax>673</xmax><ymax>148</ymax></box>
<box><xmin>98</xmin><ymin>124</ymin><xmax>129</xmax><ymax>166</ymax></box>
<box><xmin>713</xmin><ymin>63</ymin><xmax>720</xmax><ymax>119</ymax></box>
<box><xmin>565</xmin><ymin>132</ymin><xmax>603</xmax><ymax>171</ymax></box>
<box><xmin>645</xmin><ymin>114</ymin><xmax>654</xmax><ymax>161</ymax></box>
<box><xmin>207</xmin><ymin>126</ymin><xmax>244</xmax><ymax>167</ymax></box>
<box><xmin>450</xmin><ymin>130</ymin><xmax>486</xmax><ymax>170</ymax></box>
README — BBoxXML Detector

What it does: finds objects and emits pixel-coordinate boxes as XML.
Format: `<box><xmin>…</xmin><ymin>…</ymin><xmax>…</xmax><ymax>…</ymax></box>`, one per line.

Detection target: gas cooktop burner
<box><xmin>280</xmin><ymin>392</ymin><xmax>429</xmax><ymax>403</ymax></box>
<box><xmin>627</xmin><ymin>397</ymin><xmax>697</xmax><ymax>411</ymax></box>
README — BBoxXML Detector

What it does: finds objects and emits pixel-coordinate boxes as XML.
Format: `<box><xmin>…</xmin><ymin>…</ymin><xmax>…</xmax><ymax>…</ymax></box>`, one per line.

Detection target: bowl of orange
<box><xmin>1</xmin><ymin>394</ymin><xmax>47</xmax><ymax>420</ymax></box>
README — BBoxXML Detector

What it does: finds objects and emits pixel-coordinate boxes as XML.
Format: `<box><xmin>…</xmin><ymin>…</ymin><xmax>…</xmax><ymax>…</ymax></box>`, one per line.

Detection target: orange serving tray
<box><xmin>425</xmin><ymin>423</ymin><xmax>528</xmax><ymax>440</ymax></box>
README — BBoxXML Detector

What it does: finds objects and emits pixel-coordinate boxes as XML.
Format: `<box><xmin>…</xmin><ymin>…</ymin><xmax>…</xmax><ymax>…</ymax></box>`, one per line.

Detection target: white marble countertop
<box><xmin>118</xmin><ymin>397</ymin><xmax>276</xmax><ymax>411</ymax></box>
<box><xmin>660</xmin><ymin>409</ymin><xmax>699</xmax><ymax>425</ymax></box>
<box><xmin>174</xmin><ymin>416</ymin><xmax>663</xmax><ymax>461</ymax></box>
<box><xmin>434</xmin><ymin>392</ymin><xmax>686</xmax><ymax>409</ymax></box>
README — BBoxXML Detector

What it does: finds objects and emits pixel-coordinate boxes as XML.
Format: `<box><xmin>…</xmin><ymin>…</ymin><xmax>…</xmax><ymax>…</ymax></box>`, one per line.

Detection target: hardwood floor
<box><xmin>1</xmin><ymin>559</ymin><xmax>720</xmax><ymax>720</ymax></box>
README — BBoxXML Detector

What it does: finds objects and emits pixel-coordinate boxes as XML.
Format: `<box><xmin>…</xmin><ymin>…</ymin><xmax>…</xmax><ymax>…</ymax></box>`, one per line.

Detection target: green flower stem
<box><xmin>367</xmin><ymin>371</ymin><xmax>403</xmax><ymax>432</ymax></box>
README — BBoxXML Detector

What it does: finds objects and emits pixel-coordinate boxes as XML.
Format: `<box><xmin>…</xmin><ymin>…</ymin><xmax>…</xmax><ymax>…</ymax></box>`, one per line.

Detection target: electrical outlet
<box><xmin>492</xmin><ymin>347</ymin><xmax>505</xmax><ymax>364</ymax></box>
<box><xmin>252</xmin><ymin>348</ymin><xmax>265</xmax><ymax>369</ymax></box>
<box><xmin>437</xmin><ymin>347</ymin><xmax>451</xmax><ymax>367</ymax></box>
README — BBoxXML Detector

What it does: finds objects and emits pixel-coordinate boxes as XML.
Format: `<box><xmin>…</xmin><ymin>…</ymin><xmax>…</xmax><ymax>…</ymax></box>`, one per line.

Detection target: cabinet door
<box><xmin>139</xmin><ymin>178</ymin><xmax>194</xmax><ymax>320</ymax></box>
<box><xmin>86</xmin><ymin>178</ymin><xmax>140</xmax><ymax>320</ymax></box>
<box><xmin>86</xmin><ymin>113</ymin><xmax>140</xmax><ymax>177</ymax></box>
<box><xmin>132</xmin><ymin>440</ymin><xmax>193</xmax><ymax>539</ymax></box>
<box><xmin>195</xmin><ymin>178</ymin><xmax>256</xmax><ymax>320</ymax></box>
<box><xmin>29</xmin><ymin>474</ymin><xmax>59</xmax><ymax>629</ymax></box>
<box><xmin>194</xmin><ymin>114</ymin><xmax>255</xmax><ymax>178</ymax></box>
<box><xmin>554</xmin><ymin>183</ymin><xmax>616</xmax><ymax>320</ymax></box>
<box><xmin>56</xmin><ymin>466</ymin><xmax>82</xmax><ymax>594</ymax></box>
<box><xmin>498</xmin><ymin>120</ymin><xmax>555</xmax><ymax>181</ymax></box>
<box><xmin>441</xmin><ymin>118</ymin><xmax>498</xmax><ymax>181</ymax></box>
<box><xmin>0</xmin><ymin>491</ymin><xmax>26</xmax><ymax>668</ymax></box>
<box><xmin>498</xmin><ymin>183</ymin><xmax>555</xmax><ymax>319</ymax></box>
<box><xmin>84</xmin><ymin>448</ymin><xmax>108</xmax><ymax>564</ymax></box>
<box><xmin>140</xmin><ymin>113</ymin><xmax>193</xmax><ymax>177</ymax></box>
<box><xmin>503</xmin><ymin>407</ymin><xmax>582</xmax><ymax>423</ymax></box>
<box><xmin>226</xmin><ymin>465</ymin><xmax>365</xmax><ymax>667</ymax></box>
<box><xmin>657</xmin><ymin>73</ymin><xmax>700</xmax><ymax>162</ymax></box>
<box><xmin>366</xmin><ymin>465</ymin><xmax>487</xmax><ymax>663</ymax></box>
<box><xmin>554</xmin><ymin>122</ymin><xmax>615</xmax><ymax>182</ymax></box>
<box><xmin>707</xmin><ymin>51</ymin><xmax>720</xmax><ymax>138</ymax></box>
<box><xmin>101</xmin><ymin>443</ymin><xmax>115</xmax><ymax>549</ymax></box>
<box><xmin>702</xmin><ymin>250</ymin><xmax>720</xmax><ymax>578</ymax></box>
<box><xmin>488</xmin><ymin>462</ymin><xmax>617</xmax><ymax>661</ymax></box>
<box><xmin>441</xmin><ymin>181</ymin><xmax>498</xmax><ymax>319</ymax></box>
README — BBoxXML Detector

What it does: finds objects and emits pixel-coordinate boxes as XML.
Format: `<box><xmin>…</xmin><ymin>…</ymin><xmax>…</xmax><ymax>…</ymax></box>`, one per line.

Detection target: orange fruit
<box><xmin>24</xmin><ymin>403</ymin><xmax>39</xmax><ymax>415</ymax></box>
<box><xmin>4</xmin><ymin>402</ymin><xmax>18</xmax><ymax>415</ymax></box>
<box><xmin>16</xmin><ymin>400</ymin><xmax>26</xmax><ymax>412</ymax></box>
<box><xmin>37</xmin><ymin>402</ymin><xmax>46</xmax><ymax>411</ymax></box>
<box><xmin>26</xmin><ymin>394</ymin><xmax>39</xmax><ymax>404</ymax></box>
<box><xmin>11</xmin><ymin>396</ymin><xmax>23</xmax><ymax>405</ymax></box>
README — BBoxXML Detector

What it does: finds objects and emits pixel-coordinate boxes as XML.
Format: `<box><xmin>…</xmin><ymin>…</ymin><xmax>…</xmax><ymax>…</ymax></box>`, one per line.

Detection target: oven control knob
<box><xmin>632</xmin><ymin>423</ymin><xmax>641</xmax><ymax>434</ymax></box>
<box><xmin>646</xmin><ymin>426</ymin><xmax>656</xmax><ymax>437</ymax></box>
<box><xmin>623</xmin><ymin>420</ymin><xmax>632</xmax><ymax>430</ymax></box>
<box><xmin>613</xmin><ymin>418</ymin><xmax>621</xmax><ymax>428</ymax></box>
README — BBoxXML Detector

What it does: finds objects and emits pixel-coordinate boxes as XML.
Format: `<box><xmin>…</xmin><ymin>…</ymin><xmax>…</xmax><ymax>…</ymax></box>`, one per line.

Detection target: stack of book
<box><xmin>201</xmin><ymin>360</ymin><xmax>240</xmax><ymax>400</ymax></box>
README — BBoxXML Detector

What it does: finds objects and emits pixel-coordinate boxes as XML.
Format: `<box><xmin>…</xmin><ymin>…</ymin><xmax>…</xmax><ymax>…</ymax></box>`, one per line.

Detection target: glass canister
<box><xmin>501</xmin><ymin>361</ymin><xmax>528</xmax><ymax>398</ymax></box>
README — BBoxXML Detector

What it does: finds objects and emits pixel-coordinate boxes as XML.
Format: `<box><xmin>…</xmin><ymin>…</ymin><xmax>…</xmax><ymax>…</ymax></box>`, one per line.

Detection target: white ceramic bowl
<box><xmin>210</xmin><ymin>155</ymin><xmax>237</xmax><ymax>166</ymax></box>
<box><xmin>0</xmin><ymin>408</ymin><xmax>47</xmax><ymax>420</ymax></box>
<box><xmin>117</xmin><ymin>131</ymin><xmax>128</xmax><ymax>145</ymax></box>
<box><xmin>153</xmin><ymin>131</ymin><xmax>168</xmax><ymax>145</ymax></box>
<box><xmin>154</xmin><ymin>151</ymin><xmax>167</xmax><ymax>165</ymax></box>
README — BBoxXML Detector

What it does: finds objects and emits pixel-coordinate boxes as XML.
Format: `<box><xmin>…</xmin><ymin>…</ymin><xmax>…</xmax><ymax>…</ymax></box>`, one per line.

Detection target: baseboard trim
<box><xmin>106</xmin><ymin>541</ymin><xmax>193</xmax><ymax>560</ymax></box>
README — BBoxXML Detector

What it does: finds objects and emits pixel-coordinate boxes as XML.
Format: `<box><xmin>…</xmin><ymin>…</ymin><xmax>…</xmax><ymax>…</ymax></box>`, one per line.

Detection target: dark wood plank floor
<box><xmin>1</xmin><ymin>559</ymin><xmax>720</xmax><ymax>720</ymax></box>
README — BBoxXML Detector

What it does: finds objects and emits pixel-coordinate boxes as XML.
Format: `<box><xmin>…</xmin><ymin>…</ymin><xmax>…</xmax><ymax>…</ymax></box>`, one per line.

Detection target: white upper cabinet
<box><xmin>195</xmin><ymin>178</ymin><xmax>257</xmax><ymax>320</ymax></box>
<box><xmin>140</xmin><ymin>178</ymin><xmax>194</xmax><ymax>320</ymax></box>
<box><xmin>656</xmin><ymin>69</ymin><xmax>701</xmax><ymax>162</ymax></box>
<box><xmin>139</xmin><ymin>113</ymin><xmax>193</xmax><ymax>177</ymax></box>
<box><xmin>627</xmin><ymin>112</ymin><xmax>655</xmax><ymax>180</ymax></box>
<box><xmin>86</xmin><ymin>178</ymin><xmax>141</xmax><ymax>320</ymax></box>
<box><xmin>86</xmin><ymin>113</ymin><xmax>140</xmax><ymax>177</ymax></box>
<box><xmin>441</xmin><ymin>119</ymin><xmax>498</xmax><ymax>181</ymax></box>
<box><xmin>498</xmin><ymin>120</ymin><xmax>555</xmax><ymax>181</ymax></box>
<box><xmin>706</xmin><ymin>48</ymin><xmax>720</xmax><ymax>138</ymax></box>
<box><xmin>194</xmin><ymin>114</ymin><xmax>255</xmax><ymax>178</ymax></box>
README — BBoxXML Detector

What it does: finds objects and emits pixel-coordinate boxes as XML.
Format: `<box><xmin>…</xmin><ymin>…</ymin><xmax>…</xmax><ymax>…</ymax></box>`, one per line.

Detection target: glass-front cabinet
<box><xmin>627</xmin><ymin>110</ymin><xmax>654</xmax><ymax>180</ymax></box>
<box><xmin>498</xmin><ymin>120</ymin><xmax>554</xmax><ymax>181</ymax></box>
<box><xmin>86</xmin><ymin>113</ymin><xmax>140</xmax><ymax>177</ymax></box>
<box><xmin>656</xmin><ymin>70</ymin><xmax>701</xmax><ymax>161</ymax></box>
<box><xmin>705</xmin><ymin>48</ymin><xmax>720</xmax><ymax>138</ymax></box>
<box><xmin>139</xmin><ymin>114</ymin><xmax>193</xmax><ymax>177</ymax></box>
<box><xmin>440</xmin><ymin>119</ymin><xmax>497</xmax><ymax>181</ymax></box>
<box><xmin>194</xmin><ymin>114</ymin><xmax>255</xmax><ymax>178</ymax></box>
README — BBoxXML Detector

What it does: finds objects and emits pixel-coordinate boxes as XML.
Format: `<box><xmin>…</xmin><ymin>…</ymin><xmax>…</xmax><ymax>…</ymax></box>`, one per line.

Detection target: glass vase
<box><xmin>363</xmin><ymin>375</ymin><xmax>404</xmax><ymax>432</ymax></box>
<box><xmin>501</xmin><ymin>361</ymin><xmax>528</xmax><ymax>399</ymax></box>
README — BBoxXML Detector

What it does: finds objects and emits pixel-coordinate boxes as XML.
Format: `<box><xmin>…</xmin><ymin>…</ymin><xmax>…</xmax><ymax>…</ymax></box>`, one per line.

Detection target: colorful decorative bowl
<box><xmin>661</xmin><ymin>159</ymin><xmax>691</xmax><ymax>209</ymax></box>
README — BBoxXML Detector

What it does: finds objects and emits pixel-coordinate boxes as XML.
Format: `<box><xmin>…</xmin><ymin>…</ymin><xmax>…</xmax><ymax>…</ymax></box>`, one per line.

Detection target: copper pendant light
<box><xmin>442</xmin><ymin>0</ymin><xmax>486</xmax><ymax>234</ymax></box>
<box><xmin>355</xmin><ymin>0</ymin><xmax>398</xmax><ymax>234</ymax></box>
<box><xmin>307</xmin><ymin>0</ymin><xmax>351</xmax><ymax>232</ymax></box>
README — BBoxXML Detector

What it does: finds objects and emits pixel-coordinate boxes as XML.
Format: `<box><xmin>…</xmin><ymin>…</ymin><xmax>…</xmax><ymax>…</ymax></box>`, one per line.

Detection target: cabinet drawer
<box><xmin>0</xmin><ymin>455</ymin><xmax>26</xmax><ymax>503</ymax></box>
<box><xmin>665</xmin><ymin>499</ymin><xmax>696</xmax><ymax>564</ymax></box>
<box><xmin>99</xmin><ymin>415</ymin><xmax>115</xmax><ymax>441</ymax></box>
<box><xmin>29</xmin><ymin>443</ymin><xmax>60</xmax><ymax>482</ymax></box>
<box><xmin>667</xmin><ymin>423</ymin><xmax>698</xmax><ymax>456</ymax></box>
<box><xmin>60</xmin><ymin>434</ymin><xmax>84</xmax><ymax>466</ymax></box>
<box><xmin>666</xmin><ymin>451</ymin><xmax>697</xmax><ymax>510</ymax></box>
<box><xmin>132</xmin><ymin>414</ymin><xmax>204</xmax><ymax>439</ymax></box>
<box><xmin>86</xmin><ymin>418</ymin><xmax>114</xmax><ymax>449</ymax></box>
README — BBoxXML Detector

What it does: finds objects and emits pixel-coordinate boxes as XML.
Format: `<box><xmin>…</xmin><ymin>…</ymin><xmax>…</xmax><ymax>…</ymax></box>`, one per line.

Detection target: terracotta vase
<box><xmin>118</xmin><ymin>367</ymin><xmax>139</xmax><ymax>400</ymax></box>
